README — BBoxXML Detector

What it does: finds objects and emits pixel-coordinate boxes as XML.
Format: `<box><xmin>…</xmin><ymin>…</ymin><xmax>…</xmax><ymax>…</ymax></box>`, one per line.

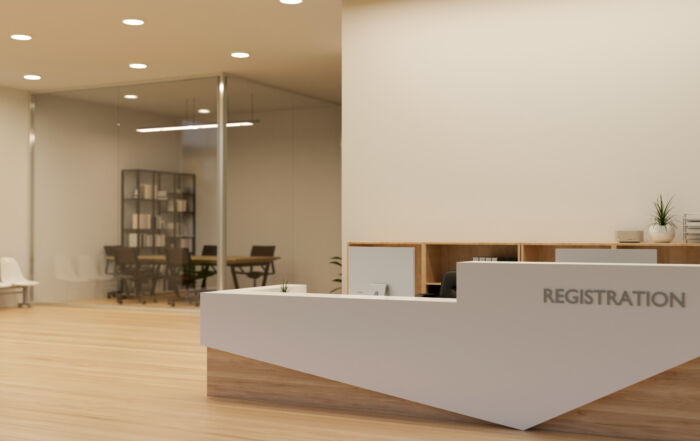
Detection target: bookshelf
<box><xmin>121</xmin><ymin>169</ymin><xmax>196</xmax><ymax>254</ymax></box>
<box><xmin>348</xmin><ymin>242</ymin><xmax>700</xmax><ymax>295</ymax></box>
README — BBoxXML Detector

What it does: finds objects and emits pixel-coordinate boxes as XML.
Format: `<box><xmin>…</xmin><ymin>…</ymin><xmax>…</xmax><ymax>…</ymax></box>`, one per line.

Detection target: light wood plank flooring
<box><xmin>0</xmin><ymin>305</ymin><xmax>634</xmax><ymax>441</ymax></box>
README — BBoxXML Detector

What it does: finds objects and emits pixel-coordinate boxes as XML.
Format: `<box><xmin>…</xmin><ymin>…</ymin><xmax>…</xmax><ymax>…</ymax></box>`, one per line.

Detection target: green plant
<box><xmin>652</xmin><ymin>194</ymin><xmax>676</xmax><ymax>227</ymax></box>
<box><xmin>280</xmin><ymin>280</ymin><xmax>288</xmax><ymax>293</ymax></box>
<box><xmin>329</xmin><ymin>256</ymin><xmax>342</xmax><ymax>293</ymax></box>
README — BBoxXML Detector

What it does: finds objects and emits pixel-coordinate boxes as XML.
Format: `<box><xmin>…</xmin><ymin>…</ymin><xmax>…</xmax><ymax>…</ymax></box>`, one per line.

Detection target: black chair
<box><xmin>103</xmin><ymin>245</ymin><xmax>119</xmax><ymax>275</ymax></box>
<box><xmin>112</xmin><ymin>247</ymin><xmax>158</xmax><ymax>304</ymax></box>
<box><xmin>165</xmin><ymin>248</ymin><xmax>207</xmax><ymax>306</ymax></box>
<box><xmin>199</xmin><ymin>245</ymin><xmax>217</xmax><ymax>288</ymax></box>
<box><xmin>103</xmin><ymin>245</ymin><xmax>120</xmax><ymax>298</ymax></box>
<box><xmin>437</xmin><ymin>270</ymin><xmax>457</xmax><ymax>298</ymax></box>
<box><xmin>420</xmin><ymin>271</ymin><xmax>457</xmax><ymax>298</ymax></box>
<box><xmin>234</xmin><ymin>245</ymin><xmax>276</xmax><ymax>287</ymax></box>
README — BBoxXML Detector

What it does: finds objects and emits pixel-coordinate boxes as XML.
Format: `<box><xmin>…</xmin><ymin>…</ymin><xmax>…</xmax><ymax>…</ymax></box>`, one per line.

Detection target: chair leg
<box><xmin>117</xmin><ymin>281</ymin><xmax>126</xmax><ymax>304</ymax></box>
<box><xmin>140</xmin><ymin>282</ymin><xmax>147</xmax><ymax>304</ymax></box>
<box><xmin>151</xmin><ymin>278</ymin><xmax>157</xmax><ymax>302</ymax></box>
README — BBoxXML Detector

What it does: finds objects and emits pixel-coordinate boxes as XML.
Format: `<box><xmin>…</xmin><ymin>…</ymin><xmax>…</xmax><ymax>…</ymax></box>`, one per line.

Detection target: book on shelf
<box><xmin>139</xmin><ymin>183</ymin><xmax>153</xmax><ymax>200</ymax></box>
<box><xmin>175</xmin><ymin>199</ymin><xmax>188</xmax><ymax>212</ymax></box>
<box><xmin>142</xmin><ymin>234</ymin><xmax>154</xmax><ymax>248</ymax></box>
<box><xmin>131</xmin><ymin>213</ymin><xmax>152</xmax><ymax>230</ymax></box>
<box><xmin>471</xmin><ymin>256</ymin><xmax>517</xmax><ymax>262</ymax></box>
<box><xmin>128</xmin><ymin>233</ymin><xmax>138</xmax><ymax>248</ymax></box>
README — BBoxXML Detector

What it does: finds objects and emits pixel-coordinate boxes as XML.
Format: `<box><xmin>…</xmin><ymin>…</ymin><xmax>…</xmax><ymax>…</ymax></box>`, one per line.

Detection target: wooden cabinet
<box><xmin>348</xmin><ymin>242</ymin><xmax>700</xmax><ymax>295</ymax></box>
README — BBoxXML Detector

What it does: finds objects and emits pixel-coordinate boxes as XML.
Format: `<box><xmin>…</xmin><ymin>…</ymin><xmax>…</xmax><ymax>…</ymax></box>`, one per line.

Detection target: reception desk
<box><xmin>201</xmin><ymin>262</ymin><xmax>700</xmax><ymax>441</ymax></box>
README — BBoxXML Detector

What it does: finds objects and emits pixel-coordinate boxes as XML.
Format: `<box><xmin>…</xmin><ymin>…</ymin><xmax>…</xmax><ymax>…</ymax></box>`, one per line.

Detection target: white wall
<box><xmin>343</xmin><ymin>0</ymin><xmax>700</xmax><ymax>246</ymax></box>
<box><xmin>183</xmin><ymin>103</ymin><xmax>342</xmax><ymax>293</ymax></box>
<box><xmin>0</xmin><ymin>86</ymin><xmax>30</xmax><ymax>307</ymax></box>
<box><xmin>33</xmin><ymin>94</ymin><xmax>181</xmax><ymax>303</ymax></box>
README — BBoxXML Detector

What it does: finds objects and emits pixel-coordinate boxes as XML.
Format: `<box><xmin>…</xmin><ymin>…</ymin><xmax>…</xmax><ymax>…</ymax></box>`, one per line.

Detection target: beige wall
<box><xmin>0</xmin><ymin>86</ymin><xmax>31</xmax><ymax>307</ymax></box>
<box><xmin>343</xmin><ymin>0</ymin><xmax>700</xmax><ymax>247</ymax></box>
<box><xmin>183</xmin><ymin>104</ymin><xmax>342</xmax><ymax>293</ymax></box>
<box><xmin>33</xmin><ymin>94</ymin><xmax>181</xmax><ymax>302</ymax></box>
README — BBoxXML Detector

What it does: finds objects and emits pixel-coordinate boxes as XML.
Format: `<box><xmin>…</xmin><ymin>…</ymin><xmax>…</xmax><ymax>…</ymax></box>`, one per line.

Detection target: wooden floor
<box><xmin>69</xmin><ymin>294</ymin><xmax>200</xmax><ymax>309</ymax></box>
<box><xmin>0</xmin><ymin>305</ymin><xmax>636</xmax><ymax>441</ymax></box>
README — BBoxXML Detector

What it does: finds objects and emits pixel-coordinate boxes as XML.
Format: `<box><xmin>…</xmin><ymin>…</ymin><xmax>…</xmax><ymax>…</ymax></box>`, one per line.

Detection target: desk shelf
<box><xmin>348</xmin><ymin>241</ymin><xmax>700</xmax><ymax>295</ymax></box>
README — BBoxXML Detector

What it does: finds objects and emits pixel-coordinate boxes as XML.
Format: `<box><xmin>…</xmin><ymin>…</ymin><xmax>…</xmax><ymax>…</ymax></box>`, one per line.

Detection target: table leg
<box><xmin>230</xmin><ymin>264</ymin><xmax>240</xmax><ymax>289</ymax></box>
<box><xmin>262</xmin><ymin>263</ymin><xmax>271</xmax><ymax>286</ymax></box>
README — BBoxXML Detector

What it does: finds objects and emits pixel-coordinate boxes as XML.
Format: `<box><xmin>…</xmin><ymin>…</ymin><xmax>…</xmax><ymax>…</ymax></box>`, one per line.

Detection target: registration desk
<box><xmin>201</xmin><ymin>262</ymin><xmax>700</xmax><ymax>441</ymax></box>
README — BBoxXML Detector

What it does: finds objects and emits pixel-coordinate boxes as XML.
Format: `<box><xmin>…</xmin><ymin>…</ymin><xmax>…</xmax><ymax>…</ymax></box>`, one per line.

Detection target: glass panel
<box><xmin>225</xmin><ymin>76</ymin><xmax>342</xmax><ymax>293</ymax></box>
<box><xmin>33</xmin><ymin>77</ymin><xmax>218</xmax><ymax>306</ymax></box>
<box><xmin>32</xmin><ymin>73</ymin><xmax>341</xmax><ymax>306</ymax></box>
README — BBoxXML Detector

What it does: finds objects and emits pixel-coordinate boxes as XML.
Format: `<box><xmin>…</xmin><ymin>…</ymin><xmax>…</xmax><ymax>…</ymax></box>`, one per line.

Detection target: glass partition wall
<box><xmin>32</xmin><ymin>74</ymin><xmax>340</xmax><ymax>307</ymax></box>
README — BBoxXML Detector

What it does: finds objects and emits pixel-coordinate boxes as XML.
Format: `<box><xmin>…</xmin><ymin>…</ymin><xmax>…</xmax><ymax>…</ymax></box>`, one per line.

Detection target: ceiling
<box><xmin>0</xmin><ymin>0</ymin><xmax>341</xmax><ymax>103</ymax></box>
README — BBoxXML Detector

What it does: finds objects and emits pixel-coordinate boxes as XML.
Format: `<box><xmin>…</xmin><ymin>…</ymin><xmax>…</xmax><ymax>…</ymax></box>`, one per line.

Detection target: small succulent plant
<box><xmin>652</xmin><ymin>194</ymin><xmax>675</xmax><ymax>227</ymax></box>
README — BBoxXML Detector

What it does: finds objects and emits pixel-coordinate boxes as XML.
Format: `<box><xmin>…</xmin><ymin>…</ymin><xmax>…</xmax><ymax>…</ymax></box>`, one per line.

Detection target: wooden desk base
<box><xmin>207</xmin><ymin>348</ymin><xmax>700</xmax><ymax>441</ymax></box>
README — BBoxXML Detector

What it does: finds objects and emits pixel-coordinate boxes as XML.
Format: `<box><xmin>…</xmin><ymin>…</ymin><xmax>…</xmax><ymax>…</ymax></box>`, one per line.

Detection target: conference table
<box><xmin>111</xmin><ymin>254</ymin><xmax>280</xmax><ymax>288</ymax></box>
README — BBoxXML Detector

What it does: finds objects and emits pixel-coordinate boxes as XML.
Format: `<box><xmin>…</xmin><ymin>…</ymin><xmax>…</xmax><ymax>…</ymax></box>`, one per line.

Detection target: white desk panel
<box><xmin>201</xmin><ymin>262</ymin><xmax>700</xmax><ymax>430</ymax></box>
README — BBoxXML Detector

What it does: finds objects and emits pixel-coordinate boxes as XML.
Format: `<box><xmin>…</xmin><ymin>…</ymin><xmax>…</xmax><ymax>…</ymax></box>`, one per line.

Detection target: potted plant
<box><xmin>280</xmin><ymin>280</ymin><xmax>288</xmax><ymax>293</ymax></box>
<box><xmin>329</xmin><ymin>256</ymin><xmax>342</xmax><ymax>293</ymax></box>
<box><xmin>649</xmin><ymin>195</ymin><xmax>676</xmax><ymax>243</ymax></box>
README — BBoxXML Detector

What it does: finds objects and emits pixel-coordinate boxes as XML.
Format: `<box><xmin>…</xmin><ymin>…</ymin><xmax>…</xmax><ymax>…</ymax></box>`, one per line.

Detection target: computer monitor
<box><xmin>347</xmin><ymin>246</ymin><xmax>415</xmax><ymax>296</ymax></box>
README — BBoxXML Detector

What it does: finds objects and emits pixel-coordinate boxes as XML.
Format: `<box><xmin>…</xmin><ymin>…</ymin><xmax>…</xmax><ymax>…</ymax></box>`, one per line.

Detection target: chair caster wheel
<box><xmin>17</xmin><ymin>303</ymin><xmax>23</xmax><ymax>308</ymax></box>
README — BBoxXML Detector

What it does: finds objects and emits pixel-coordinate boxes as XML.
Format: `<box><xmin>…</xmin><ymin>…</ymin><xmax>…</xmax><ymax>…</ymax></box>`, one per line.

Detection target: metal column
<box><xmin>216</xmin><ymin>74</ymin><xmax>228</xmax><ymax>290</ymax></box>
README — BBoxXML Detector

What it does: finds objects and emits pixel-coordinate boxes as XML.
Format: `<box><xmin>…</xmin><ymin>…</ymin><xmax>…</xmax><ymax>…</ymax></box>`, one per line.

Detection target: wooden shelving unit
<box><xmin>348</xmin><ymin>242</ymin><xmax>700</xmax><ymax>295</ymax></box>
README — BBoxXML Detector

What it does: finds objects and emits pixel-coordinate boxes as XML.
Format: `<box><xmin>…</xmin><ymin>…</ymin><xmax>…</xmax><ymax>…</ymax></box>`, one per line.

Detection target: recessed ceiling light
<box><xmin>197</xmin><ymin>108</ymin><xmax>211</xmax><ymax>114</ymax></box>
<box><xmin>129</xmin><ymin>63</ymin><xmax>148</xmax><ymax>69</ymax></box>
<box><xmin>123</xmin><ymin>94</ymin><xmax>138</xmax><ymax>100</ymax></box>
<box><xmin>280</xmin><ymin>0</ymin><xmax>303</xmax><ymax>4</ymax></box>
<box><xmin>11</xmin><ymin>34</ymin><xmax>32</xmax><ymax>41</ymax></box>
<box><xmin>230</xmin><ymin>52</ymin><xmax>250</xmax><ymax>59</ymax></box>
<box><xmin>122</xmin><ymin>18</ymin><xmax>144</xmax><ymax>26</ymax></box>
<box><xmin>23</xmin><ymin>74</ymin><xmax>41</xmax><ymax>81</ymax></box>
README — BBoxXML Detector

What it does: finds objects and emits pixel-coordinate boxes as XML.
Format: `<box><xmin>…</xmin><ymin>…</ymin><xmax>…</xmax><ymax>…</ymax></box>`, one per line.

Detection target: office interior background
<box><xmin>1</xmin><ymin>0</ymin><xmax>700</xmax><ymax>440</ymax></box>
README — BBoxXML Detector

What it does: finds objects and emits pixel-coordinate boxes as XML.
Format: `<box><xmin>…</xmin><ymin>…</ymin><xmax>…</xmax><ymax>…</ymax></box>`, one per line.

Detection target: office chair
<box><xmin>200</xmin><ymin>245</ymin><xmax>217</xmax><ymax>288</ymax></box>
<box><xmin>104</xmin><ymin>245</ymin><xmax>121</xmax><ymax>298</ymax></box>
<box><xmin>437</xmin><ymin>270</ymin><xmax>457</xmax><ymax>298</ymax></box>
<box><xmin>419</xmin><ymin>270</ymin><xmax>457</xmax><ymax>298</ymax></box>
<box><xmin>103</xmin><ymin>246</ymin><xmax>120</xmax><ymax>274</ymax></box>
<box><xmin>165</xmin><ymin>247</ymin><xmax>206</xmax><ymax>306</ymax></box>
<box><xmin>234</xmin><ymin>245</ymin><xmax>276</xmax><ymax>287</ymax></box>
<box><xmin>113</xmin><ymin>247</ymin><xmax>158</xmax><ymax>304</ymax></box>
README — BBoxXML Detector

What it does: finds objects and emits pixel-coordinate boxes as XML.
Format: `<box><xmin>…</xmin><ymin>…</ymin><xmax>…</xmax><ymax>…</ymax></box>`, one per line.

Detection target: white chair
<box><xmin>0</xmin><ymin>257</ymin><xmax>39</xmax><ymax>308</ymax></box>
<box><xmin>77</xmin><ymin>254</ymin><xmax>112</xmax><ymax>281</ymax></box>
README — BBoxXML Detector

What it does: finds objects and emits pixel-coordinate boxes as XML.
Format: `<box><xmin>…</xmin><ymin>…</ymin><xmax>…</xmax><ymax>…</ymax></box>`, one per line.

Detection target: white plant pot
<box><xmin>648</xmin><ymin>224</ymin><xmax>675</xmax><ymax>243</ymax></box>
